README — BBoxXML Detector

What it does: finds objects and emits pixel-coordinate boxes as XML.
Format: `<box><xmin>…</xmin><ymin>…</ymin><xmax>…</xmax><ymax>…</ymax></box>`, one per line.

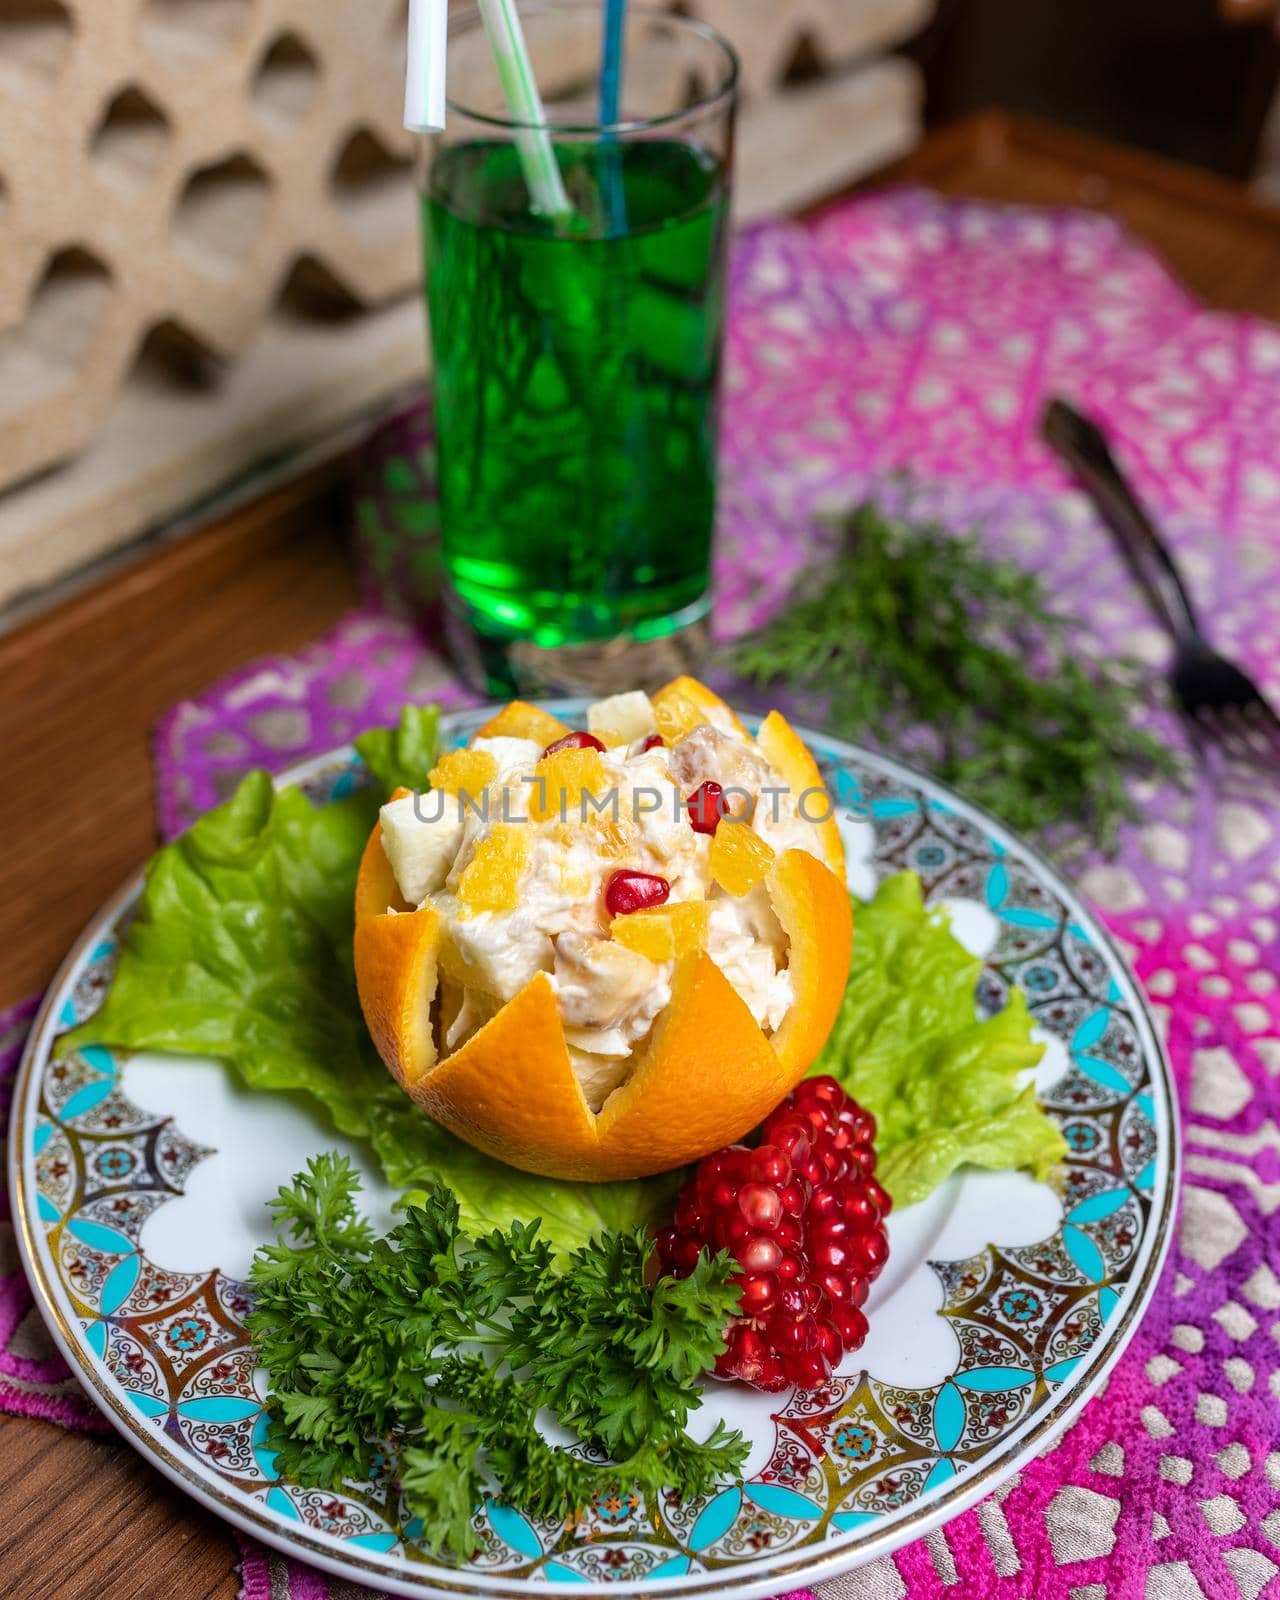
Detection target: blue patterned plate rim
<box><xmin>9</xmin><ymin>706</ymin><xmax>1179</xmax><ymax>1600</ymax></box>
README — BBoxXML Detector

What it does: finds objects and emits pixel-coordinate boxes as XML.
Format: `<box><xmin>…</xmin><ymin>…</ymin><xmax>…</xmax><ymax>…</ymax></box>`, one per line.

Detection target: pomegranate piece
<box><xmin>685</xmin><ymin>781</ymin><xmax>725</xmax><ymax>835</ymax></box>
<box><xmin>639</xmin><ymin>733</ymin><xmax>666</xmax><ymax>753</ymax></box>
<box><xmin>542</xmin><ymin>730</ymin><xmax>606</xmax><ymax>758</ymax></box>
<box><xmin>656</xmin><ymin>1075</ymin><xmax>890</xmax><ymax>1394</ymax></box>
<box><xmin>604</xmin><ymin>869</ymin><xmax>670</xmax><ymax>916</ymax></box>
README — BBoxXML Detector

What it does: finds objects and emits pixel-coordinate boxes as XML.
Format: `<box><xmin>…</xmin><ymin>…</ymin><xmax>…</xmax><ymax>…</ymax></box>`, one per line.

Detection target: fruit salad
<box><xmin>354</xmin><ymin>677</ymin><xmax>854</xmax><ymax>1181</ymax></box>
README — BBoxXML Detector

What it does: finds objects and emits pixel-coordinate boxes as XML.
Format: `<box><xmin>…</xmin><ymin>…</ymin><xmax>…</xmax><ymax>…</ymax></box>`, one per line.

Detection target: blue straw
<box><xmin>600</xmin><ymin>0</ymin><xmax>625</xmax><ymax>124</ymax></box>
<box><xmin>599</xmin><ymin>0</ymin><xmax>627</xmax><ymax>233</ymax></box>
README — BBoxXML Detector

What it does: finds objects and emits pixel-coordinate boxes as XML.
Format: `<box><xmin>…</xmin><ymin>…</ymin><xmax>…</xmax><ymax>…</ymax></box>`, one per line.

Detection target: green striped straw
<box><xmin>477</xmin><ymin>0</ymin><xmax>573</xmax><ymax>221</ymax></box>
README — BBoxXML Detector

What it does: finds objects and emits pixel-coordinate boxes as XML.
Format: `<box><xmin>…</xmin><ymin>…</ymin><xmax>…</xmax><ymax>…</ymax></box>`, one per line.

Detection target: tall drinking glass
<box><xmin>417</xmin><ymin>2</ymin><xmax>738</xmax><ymax>694</ymax></box>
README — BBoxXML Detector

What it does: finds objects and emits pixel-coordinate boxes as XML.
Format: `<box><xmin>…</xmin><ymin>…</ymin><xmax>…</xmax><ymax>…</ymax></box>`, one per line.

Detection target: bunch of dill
<box><xmin>730</xmin><ymin>504</ymin><xmax>1181</xmax><ymax>852</ymax></box>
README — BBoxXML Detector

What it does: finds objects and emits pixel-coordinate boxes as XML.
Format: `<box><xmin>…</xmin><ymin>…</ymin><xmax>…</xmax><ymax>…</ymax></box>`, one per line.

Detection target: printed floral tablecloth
<box><xmin>4</xmin><ymin>189</ymin><xmax>1280</xmax><ymax>1600</ymax></box>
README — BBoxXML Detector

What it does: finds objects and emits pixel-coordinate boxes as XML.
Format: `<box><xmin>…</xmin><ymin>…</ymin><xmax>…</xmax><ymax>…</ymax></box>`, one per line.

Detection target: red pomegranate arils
<box><xmin>657</xmin><ymin>1076</ymin><xmax>890</xmax><ymax>1393</ymax></box>
<box><xmin>604</xmin><ymin>869</ymin><xmax>670</xmax><ymax>916</ymax></box>
<box><xmin>542</xmin><ymin>730</ymin><xmax>606</xmax><ymax>757</ymax></box>
<box><xmin>685</xmin><ymin>781</ymin><xmax>725</xmax><ymax>835</ymax></box>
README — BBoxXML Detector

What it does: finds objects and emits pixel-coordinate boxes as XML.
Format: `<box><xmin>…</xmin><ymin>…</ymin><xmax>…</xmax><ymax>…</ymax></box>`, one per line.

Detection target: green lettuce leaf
<box><xmin>814</xmin><ymin>872</ymin><xmax>1066</xmax><ymax>1205</ymax></box>
<box><xmin>57</xmin><ymin>770</ymin><xmax>395</xmax><ymax>1138</ymax></box>
<box><xmin>370</xmin><ymin>1102</ymin><xmax>680</xmax><ymax>1257</ymax></box>
<box><xmin>353</xmin><ymin>705</ymin><xmax>441</xmax><ymax>794</ymax></box>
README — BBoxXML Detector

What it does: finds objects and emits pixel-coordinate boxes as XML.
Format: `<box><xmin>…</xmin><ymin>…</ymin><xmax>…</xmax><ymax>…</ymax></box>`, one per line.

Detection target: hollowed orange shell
<box><xmin>353</xmin><ymin>699</ymin><xmax>853</xmax><ymax>1181</ymax></box>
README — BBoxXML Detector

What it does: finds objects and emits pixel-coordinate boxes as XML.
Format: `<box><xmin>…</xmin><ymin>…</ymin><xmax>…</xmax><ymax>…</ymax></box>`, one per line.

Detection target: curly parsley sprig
<box><xmin>247</xmin><ymin>1155</ymin><xmax>745</xmax><ymax>1559</ymax></box>
<box><xmin>730</xmin><ymin>503</ymin><xmax>1183</xmax><ymax>853</ymax></box>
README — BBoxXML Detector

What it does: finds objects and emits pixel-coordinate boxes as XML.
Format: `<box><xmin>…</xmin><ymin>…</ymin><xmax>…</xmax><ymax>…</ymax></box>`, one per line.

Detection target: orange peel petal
<box><xmin>405</xmin><ymin>972</ymin><xmax>600</xmax><ymax>1175</ymax></box>
<box><xmin>766</xmin><ymin>847</ymin><xmax>853</xmax><ymax>1077</ymax></box>
<box><xmin>474</xmin><ymin>700</ymin><xmax>570</xmax><ymax>746</ymax></box>
<box><xmin>354</xmin><ymin>905</ymin><xmax>441</xmax><ymax>1088</ymax></box>
<box><xmin>595</xmin><ymin>952</ymin><xmax>798</xmax><ymax>1172</ymax></box>
<box><xmin>754</xmin><ymin>710</ymin><xmax>846</xmax><ymax>878</ymax></box>
<box><xmin>354</xmin><ymin>786</ymin><xmax>413</xmax><ymax>928</ymax></box>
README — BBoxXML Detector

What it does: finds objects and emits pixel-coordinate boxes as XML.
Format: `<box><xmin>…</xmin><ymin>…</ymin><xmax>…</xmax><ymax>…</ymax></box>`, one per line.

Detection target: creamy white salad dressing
<box><xmin>378</xmin><ymin>697</ymin><xmax>826</xmax><ymax>1111</ymax></box>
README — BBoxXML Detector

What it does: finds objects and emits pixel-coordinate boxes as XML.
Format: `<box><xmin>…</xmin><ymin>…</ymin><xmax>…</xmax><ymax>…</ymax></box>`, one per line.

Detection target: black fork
<box><xmin>1042</xmin><ymin>398</ymin><xmax>1280</xmax><ymax>771</ymax></box>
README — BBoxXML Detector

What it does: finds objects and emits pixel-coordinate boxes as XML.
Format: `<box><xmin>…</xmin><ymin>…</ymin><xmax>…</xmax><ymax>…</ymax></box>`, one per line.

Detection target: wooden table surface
<box><xmin>3</xmin><ymin>110</ymin><xmax>1279</xmax><ymax>1598</ymax></box>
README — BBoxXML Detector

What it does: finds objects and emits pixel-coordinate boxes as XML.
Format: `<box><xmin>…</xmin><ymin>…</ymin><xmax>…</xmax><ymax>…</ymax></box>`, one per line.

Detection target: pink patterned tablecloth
<box><xmin>4</xmin><ymin>189</ymin><xmax>1280</xmax><ymax>1600</ymax></box>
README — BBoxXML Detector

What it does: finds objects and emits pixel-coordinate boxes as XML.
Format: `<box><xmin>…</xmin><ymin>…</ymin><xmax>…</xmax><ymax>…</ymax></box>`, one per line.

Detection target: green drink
<box><xmin>418</xmin><ymin>3</ymin><xmax>738</xmax><ymax>692</ymax></box>
<box><xmin>426</xmin><ymin>138</ymin><xmax>729</xmax><ymax>649</ymax></box>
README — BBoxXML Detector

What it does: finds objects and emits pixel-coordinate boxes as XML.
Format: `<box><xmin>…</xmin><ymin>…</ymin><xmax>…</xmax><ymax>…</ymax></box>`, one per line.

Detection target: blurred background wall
<box><xmin>0</xmin><ymin>0</ymin><xmax>931</xmax><ymax>617</ymax></box>
<box><xmin>1</xmin><ymin>0</ymin><xmax>1277</xmax><ymax>622</ymax></box>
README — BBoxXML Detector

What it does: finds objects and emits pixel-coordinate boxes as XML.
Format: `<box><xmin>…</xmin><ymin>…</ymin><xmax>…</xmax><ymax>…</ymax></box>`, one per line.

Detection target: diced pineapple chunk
<box><xmin>474</xmin><ymin>699</ymin><xmax>570</xmax><ymax>746</ymax></box>
<box><xmin>457</xmin><ymin>825</ymin><xmax>530</xmax><ymax>913</ymax></box>
<box><xmin>611</xmin><ymin>900</ymin><xmax>709</xmax><ymax>961</ymax></box>
<box><xmin>428</xmin><ymin>748</ymin><xmax>498</xmax><ymax>797</ymax></box>
<box><xmin>587</xmin><ymin>690</ymin><xmax>658</xmax><ymax>748</ymax></box>
<box><xmin>529</xmin><ymin>747</ymin><xmax>610</xmax><ymax>823</ymax></box>
<box><xmin>710</xmin><ymin>822</ymin><xmax>776</xmax><ymax>897</ymax></box>
<box><xmin>379</xmin><ymin>792</ymin><xmax>465</xmax><ymax>904</ymax></box>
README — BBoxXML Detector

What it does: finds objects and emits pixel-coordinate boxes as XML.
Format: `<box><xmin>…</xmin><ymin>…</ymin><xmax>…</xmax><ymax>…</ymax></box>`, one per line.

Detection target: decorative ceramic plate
<box><xmin>11</xmin><ymin>705</ymin><xmax>1177</xmax><ymax>1600</ymax></box>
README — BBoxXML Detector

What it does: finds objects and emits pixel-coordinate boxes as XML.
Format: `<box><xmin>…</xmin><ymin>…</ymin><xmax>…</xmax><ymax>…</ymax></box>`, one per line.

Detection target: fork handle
<box><xmin>1041</xmin><ymin>398</ymin><xmax>1202</xmax><ymax>646</ymax></box>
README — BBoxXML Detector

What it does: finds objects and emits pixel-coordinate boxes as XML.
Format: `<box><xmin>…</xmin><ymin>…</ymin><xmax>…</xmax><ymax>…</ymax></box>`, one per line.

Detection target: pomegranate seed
<box><xmin>783</xmin><ymin>1348</ymin><xmax>830</xmax><ymax>1389</ymax></box>
<box><xmin>661</xmin><ymin>1079</ymin><xmax>889</xmax><ymax>1394</ymax></box>
<box><xmin>723</xmin><ymin>1146</ymin><xmax>754</xmax><ymax>1184</ymax></box>
<box><xmin>818</xmin><ymin>1145</ymin><xmax>846</xmax><ymax>1179</ymax></box>
<box><xmin>867</xmin><ymin>1178</ymin><xmax>892</xmax><ymax>1217</ymax></box>
<box><xmin>639</xmin><ymin>733</ymin><xmax>665</xmax><ymax>752</ymax></box>
<box><xmin>817</xmin><ymin>1319</ymin><xmax>843</xmax><ymax>1366</ymax></box>
<box><xmin>701</xmin><ymin>1176</ymin><xmax>737</xmax><ymax>1211</ymax></box>
<box><xmin>775</xmin><ymin>1215</ymin><xmax>804</xmax><ymax>1249</ymax></box>
<box><xmin>776</xmin><ymin>1284</ymin><xmax>807</xmax><ymax>1317</ymax></box>
<box><xmin>734</xmin><ymin>1323</ymin><xmax>768</xmax><ymax>1364</ymax></box>
<box><xmin>767</xmin><ymin>1310</ymin><xmax>820</xmax><ymax>1353</ymax></box>
<box><xmin>542</xmin><ymin>730</ymin><xmax>606</xmax><ymax>757</ymax></box>
<box><xmin>834</xmin><ymin>1305</ymin><xmax>869</xmax><ymax>1350</ymax></box>
<box><xmin>737</xmin><ymin>1272</ymin><xmax>778</xmax><ymax>1316</ymax></box>
<box><xmin>672</xmin><ymin>1237</ymin><xmax>704</xmax><ymax>1276</ymax></box>
<box><xmin>838</xmin><ymin>1104</ymin><xmax>876</xmax><ymax>1144</ymax></box>
<box><xmin>817</xmin><ymin>1269</ymin><xmax>850</xmax><ymax>1304</ymax></box>
<box><xmin>737</xmin><ymin>1235</ymin><xmax>783</xmax><ymax>1274</ymax></box>
<box><xmin>778</xmin><ymin>1180</ymin><xmax>808</xmax><ymax>1217</ymax></box>
<box><xmin>847</xmin><ymin>1146</ymin><xmax>877</xmax><ymax>1179</ymax></box>
<box><xmin>605</xmin><ymin>869</ymin><xmax>670</xmax><ymax>916</ymax></box>
<box><xmin>738</xmin><ymin>1183</ymin><xmax>783</xmax><ymax>1231</ymax></box>
<box><xmin>686</xmin><ymin>781</ymin><xmax>725</xmax><ymax>835</ymax></box>
<box><xmin>810</xmin><ymin>1214</ymin><xmax>849</xmax><ymax>1242</ymax></box>
<box><xmin>766</xmin><ymin>1118</ymin><xmax>812</xmax><ymax>1164</ymax></box>
<box><xmin>798</xmin><ymin>1075</ymin><xmax>845</xmax><ymax>1106</ymax></box>
<box><xmin>775</xmin><ymin>1252</ymin><xmax>804</xmax><ymax>1283</ymax></box>
<box><xmin>847</xmin><ymin>1230</ymin><xmax>890</xmax><ymax>1278</ymax></box>
<box><xmin>756</xmin><ymin>1353</ymin><xmax>789</xmax><ymax>1392</ymax></box>
<box><xmin>749</xmin><ymin>1145</ymin><xmax>792</xmax><ymax>1185</ymax></box>
<box><xmin>714</xmin><ymin>1212</ymin><xmax>752</xmax><ymax>1252</ymax></box>
<box><xmin>841</xmin><ymin>1187</ymin><xmax>880</xmax><ymax>1227</ymax></box>
<box><xmin>811</xmin><ymin>1237</ymin><xmax>850</xmax><ymax>1273</ymax></box>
